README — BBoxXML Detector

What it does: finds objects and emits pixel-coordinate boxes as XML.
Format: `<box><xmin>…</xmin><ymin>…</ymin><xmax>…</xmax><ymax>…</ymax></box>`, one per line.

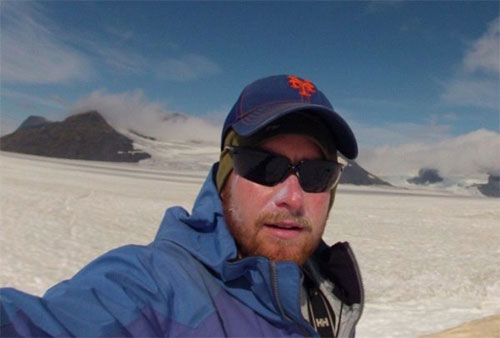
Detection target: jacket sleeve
<box><xmin>1</xmin><ymin>244</ymin><xmax>172</xmax><ymax>337</ymax></box>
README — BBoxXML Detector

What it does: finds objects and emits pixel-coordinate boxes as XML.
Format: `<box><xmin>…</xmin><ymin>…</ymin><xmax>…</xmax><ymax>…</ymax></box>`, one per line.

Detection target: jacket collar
<box><xmin>154</xmin><ymin>163</ymin><xmax>238</xmax><ymax>273</ymax></box>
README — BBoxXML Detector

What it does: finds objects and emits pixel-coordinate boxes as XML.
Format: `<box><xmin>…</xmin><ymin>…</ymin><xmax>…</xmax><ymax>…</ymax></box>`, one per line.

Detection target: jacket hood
<box><xmin>154</xmin><ymin>163</ymin><xmax>239</xmax><ymax>274</ymax></box>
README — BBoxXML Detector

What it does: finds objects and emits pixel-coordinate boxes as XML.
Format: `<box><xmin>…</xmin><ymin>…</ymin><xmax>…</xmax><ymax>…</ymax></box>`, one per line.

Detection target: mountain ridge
<box><xmin>0</xmin><ymin>111</ymin><xmax>151</xmax><ymax>162</ymax></box>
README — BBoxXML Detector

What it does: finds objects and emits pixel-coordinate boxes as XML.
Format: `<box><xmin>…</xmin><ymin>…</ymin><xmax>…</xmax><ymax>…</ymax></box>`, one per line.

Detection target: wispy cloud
<box><xmin>0</xmin><ymin>2</ymin><xmax>220</xmax><ymax>85</ymax></box>
<box><xmin>104</xmin><ymin>25</ymin><xmax>136</xmax><ymax>44</ymax></box>
<box><xmin>441</xmin><ymin>17</ymin><xmax>500</xmax><ymax>110</ymax></box>
<box><xmin>158</xmin><ymin>53</ymin><xmax>221</xmax><ymax>82</ymax></box>
<box><xmin>1</xmin><ymin>89</ymin><xmax>67</xmax><ymax>110</ymax></box>
<box><xmin>91</xmin><ymin>43</ymin><xmax>147</xmax><ymax>75</ymax></box>
<box><xmin>73</xmin><ymin>25</ymin><xmax>148</xmax><ymax>76</ymax></box>
<box><xmin>70</xmin><ymin>89</ymin><xmax>219</xmax><ymax>142</ymax></box>
<box><xmin>463</xmin><ymin>17</ymin><xmax>500</xmax><ymax>74</ymax></box>
<box><xmin>0</xmin><ymin>2</ymin><xmax>91</xmax><ymax>84</ymax></box>
<box><xmin>441</xmin><ymin>78</ymin><xmax>499</xmax><ymax>110</ymax></box>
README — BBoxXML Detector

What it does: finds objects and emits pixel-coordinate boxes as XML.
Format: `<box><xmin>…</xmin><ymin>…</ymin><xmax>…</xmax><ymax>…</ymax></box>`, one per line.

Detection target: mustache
<box><xmin>255</xmin><ymin>211</ymin><xmax>312</xmax><ymax>231</ymax></box>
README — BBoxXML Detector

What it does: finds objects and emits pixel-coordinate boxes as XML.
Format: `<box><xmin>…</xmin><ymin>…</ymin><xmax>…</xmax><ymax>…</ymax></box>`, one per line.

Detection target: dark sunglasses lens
<box><xmin>298</xmin><ymin>161</ymin><xmax>342</xmax><ymax>193</ymax></box>
<box><xmin>232</xmin><ymin>149</ymin><xmax>289</xmax><ymax>186</ymax></box>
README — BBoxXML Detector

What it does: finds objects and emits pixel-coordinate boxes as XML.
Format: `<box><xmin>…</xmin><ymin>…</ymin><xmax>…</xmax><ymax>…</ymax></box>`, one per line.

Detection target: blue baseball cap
<box><xmin>221</xmin><ymin>75</ymin><xmax>358</xmax><ymax>159</ymax></box>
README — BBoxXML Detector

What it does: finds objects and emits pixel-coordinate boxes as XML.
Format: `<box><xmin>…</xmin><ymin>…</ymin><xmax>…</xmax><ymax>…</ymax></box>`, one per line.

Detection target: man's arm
<box><xmin>1</xmin><ymin>244</ymin><xmax>170</xmax><ymax>337</ymax></box>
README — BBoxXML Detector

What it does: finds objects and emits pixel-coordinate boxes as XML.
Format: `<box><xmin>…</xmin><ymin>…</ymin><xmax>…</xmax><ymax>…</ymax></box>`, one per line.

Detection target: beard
<box><xmin>222</xmin><ymin>192</ymin><xmax>326</xmax><ymax>266</ymax></box>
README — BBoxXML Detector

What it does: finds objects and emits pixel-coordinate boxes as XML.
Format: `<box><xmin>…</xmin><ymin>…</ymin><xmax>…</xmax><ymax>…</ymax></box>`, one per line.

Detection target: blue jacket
<box><xmin>1</xmin><ymin>165</ymin><xmax>363</xmax><ymax>337</ymax></box>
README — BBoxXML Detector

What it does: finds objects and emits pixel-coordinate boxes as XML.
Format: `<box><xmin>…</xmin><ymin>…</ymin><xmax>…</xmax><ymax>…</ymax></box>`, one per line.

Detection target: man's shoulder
<box><xmin>74</xmin><ymin>240</ymin><xmax>200</xmax><ymax>280</ymax></box>
<box><xmin>0</xmin><ymin>242</ymin><xmax>223</xmax><ymax>337</ymax></box>
<box><xmin>41</xmin><ymin>240</ymin><xmax>215</xmax><ymax>305</ymax></box>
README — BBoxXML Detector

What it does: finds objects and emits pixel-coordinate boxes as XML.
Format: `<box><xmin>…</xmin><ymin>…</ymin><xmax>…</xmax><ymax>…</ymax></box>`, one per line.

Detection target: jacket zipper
<box><xmin>270</xmin><ymin>262</ymin><xmax>291</xmax><ymax>321</ymax></box>
<box><xmin>270</xmin><ymin>262</ymin><xmax>316</xmax><ymax>337</ymax></box>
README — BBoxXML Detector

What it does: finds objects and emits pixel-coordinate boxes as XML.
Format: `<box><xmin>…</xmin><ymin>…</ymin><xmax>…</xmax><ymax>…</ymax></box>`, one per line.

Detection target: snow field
<box><xmin>1</xmin><ymin>151</ymin><xmax>499</xmax><ymax>337</ymax></box>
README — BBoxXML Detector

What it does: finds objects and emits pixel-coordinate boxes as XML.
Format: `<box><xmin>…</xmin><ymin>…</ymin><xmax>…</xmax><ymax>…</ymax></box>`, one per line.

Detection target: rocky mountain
<box><xmin>476</xmin><ymin>175</ymin><xmax>500</xmax><ymax>198</ymax></box>
<box><xmin>340</xmin><ymin>157</ymin><xmax>391</xmax><ymax>186</ymax></box>
<box><xmin>0</xmin><ymin>111</ymin><xmax>151</xmax><ymax>162</ymax></box>
<box><xmin>16</xmin><ymin>115</ymin><xmax>51</xmax><ymax>131</ymax></box>
<box><xmin>408</xmin><ymin>168</ymin><xmax>444</xmax><ymax>185</ymax></box>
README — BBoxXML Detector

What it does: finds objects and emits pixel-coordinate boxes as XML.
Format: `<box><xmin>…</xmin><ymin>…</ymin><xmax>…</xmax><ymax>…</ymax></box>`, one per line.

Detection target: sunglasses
<box><xmin>225</xmin><ymin>146</ymin><xmax>343</xmax><ymax>193</ymax></box>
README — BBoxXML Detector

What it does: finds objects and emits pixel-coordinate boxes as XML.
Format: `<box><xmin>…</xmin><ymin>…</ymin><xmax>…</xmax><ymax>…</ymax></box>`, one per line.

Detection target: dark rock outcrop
<box><xmin>408</xmin><ymin>168</ymin><xmax>443</xmax><ymax>185</ymax></box>
<box><xmin>0</xmin><ymin>111</ymin><xmax>151</xmax><ymax>162</ymax></box>
<box><xmin>340</xmin><ymin>157</ymin><xmax>392</xmax><ymax>186</ymax></box>
<box><xmin>477</xmin><ymin>175</ymin><xmax>500</xmax><ymax>198</ymax></box>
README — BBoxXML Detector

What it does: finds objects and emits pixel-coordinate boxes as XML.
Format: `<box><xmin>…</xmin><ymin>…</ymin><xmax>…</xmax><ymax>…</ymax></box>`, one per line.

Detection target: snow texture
<box><xmin>1</xmin><ymin>149</ymin><xmax>499</xmax><ymax>338</ymax></box>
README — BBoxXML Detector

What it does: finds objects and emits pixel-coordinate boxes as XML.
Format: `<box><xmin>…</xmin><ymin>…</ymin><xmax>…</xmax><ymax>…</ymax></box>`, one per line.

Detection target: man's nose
<box><xmin>273</xmin><ymin>173</ymin><xmax>305</xmax><ymax>215</ymax></box>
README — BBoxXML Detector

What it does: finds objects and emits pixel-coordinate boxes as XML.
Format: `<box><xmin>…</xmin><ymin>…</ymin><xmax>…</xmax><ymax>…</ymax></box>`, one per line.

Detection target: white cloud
<box><xmin>441</xmin><ymin>17</ymin><xmax>500</xmax><ymax>109</ymax></box>
<box><xmin>463</xmin><ymin>17</ymin><xmax>500</xmax><ymax>74</ymax></box>
<box><xmin>70</xmin><ymin>89</ymin><xmax>220</xmax><ymax>143</ymax></box>
<box><xmin>0</xmin><ymin>2</ymin><xmax>91</xmax><ymax>84</ymax></box>
<box><xmin>358</xmin><ymin>129</ymin><xmax>500</xmax><ymax>178</ymax></box>
<box><xmin>158</xmin><ymin>53</ymin><xmax>221</xmax><ymax>82</ymax></box>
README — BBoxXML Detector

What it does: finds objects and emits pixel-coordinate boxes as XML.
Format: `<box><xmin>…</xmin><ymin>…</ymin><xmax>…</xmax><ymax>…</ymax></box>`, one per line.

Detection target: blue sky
<box><xmin>1</xmin><ymin>1</ymin><xmax>499</xmax><ymax>175</ymax></box>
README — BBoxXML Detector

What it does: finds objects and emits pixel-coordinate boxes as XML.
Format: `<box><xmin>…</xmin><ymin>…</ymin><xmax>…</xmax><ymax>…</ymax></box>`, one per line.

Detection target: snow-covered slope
<box><xmin>123</xmin><ymin>128</ymin><xmax>219</xmax><ymax>172</ymax></box>
<box><xmin>1</xmin><ymin>150</ymin><xmax>499</xmax><ymax>337</ymax></box>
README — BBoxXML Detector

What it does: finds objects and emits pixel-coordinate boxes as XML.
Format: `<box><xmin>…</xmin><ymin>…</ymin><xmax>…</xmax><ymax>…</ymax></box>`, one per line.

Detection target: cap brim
<box><xmin>232</xmin><ymin>102</ymin><xmax>358</xmax><ymax>159</ymax></box>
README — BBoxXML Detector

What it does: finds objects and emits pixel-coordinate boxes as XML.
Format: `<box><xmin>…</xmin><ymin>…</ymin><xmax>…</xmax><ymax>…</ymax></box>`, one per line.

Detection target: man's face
<box><xmin>221</xmin><ymin>134</ymin><xmax>331</xmax><ymax>265</ymax></box>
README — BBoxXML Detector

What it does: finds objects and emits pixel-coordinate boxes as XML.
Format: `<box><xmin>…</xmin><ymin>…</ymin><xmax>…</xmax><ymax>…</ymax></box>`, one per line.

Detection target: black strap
<box><xmin>305</xmin><ymin>277</ymin><xmax>337</xmax><ymax>338</ymax></box>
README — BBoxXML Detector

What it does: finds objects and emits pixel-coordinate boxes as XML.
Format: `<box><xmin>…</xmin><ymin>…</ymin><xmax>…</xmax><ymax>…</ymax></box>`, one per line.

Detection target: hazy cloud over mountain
<box><xmin>358</xmin><ymin>129</ymin><xmax>500</xmax><ymax>178</ymax></box>
<box><xmin>71</xmin><ymin>90</ymin><xmax>219</xmax><ymax>143</ymax></box>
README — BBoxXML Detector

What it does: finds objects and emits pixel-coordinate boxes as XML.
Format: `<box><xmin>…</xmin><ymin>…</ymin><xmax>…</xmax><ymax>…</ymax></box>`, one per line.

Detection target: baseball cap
<box><xmin>221</xmin><ymin>74</ymin><xmax>358</xmax><ymax>159</ymax></box>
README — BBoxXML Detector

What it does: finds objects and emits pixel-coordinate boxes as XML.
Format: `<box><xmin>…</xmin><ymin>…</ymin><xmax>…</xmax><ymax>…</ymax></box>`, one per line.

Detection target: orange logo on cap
<box><xmin>287</xmin><ymin>75</ymin><xmax>316</xmax><ymax>98</ymax></box>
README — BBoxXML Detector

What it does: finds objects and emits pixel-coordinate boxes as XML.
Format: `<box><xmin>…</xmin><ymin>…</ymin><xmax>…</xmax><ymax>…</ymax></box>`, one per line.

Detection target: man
<box><xmin>1</xmin><ymin>75</ymin><xmax>363</xmax><ymax>337</ymax></box>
